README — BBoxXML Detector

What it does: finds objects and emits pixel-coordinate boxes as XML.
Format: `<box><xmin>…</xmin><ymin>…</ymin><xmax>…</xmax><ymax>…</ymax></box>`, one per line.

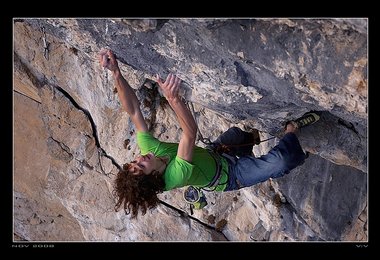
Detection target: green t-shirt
<box><xmin>137</xmin><ymin>131</ymin><xmax>229</xmax><ymax>191</ymax></box>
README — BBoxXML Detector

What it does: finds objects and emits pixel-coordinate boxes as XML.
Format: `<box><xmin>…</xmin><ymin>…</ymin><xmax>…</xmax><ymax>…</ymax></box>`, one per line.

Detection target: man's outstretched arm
<box><xmin>156</xmin><ymin>74</ymin><xmax>197</xmax><ymax>162</ymax></box>
<box><xmin>99</xmin><ymin>49</ymin><xmax>148</xmax><ymax>132</ymax></box>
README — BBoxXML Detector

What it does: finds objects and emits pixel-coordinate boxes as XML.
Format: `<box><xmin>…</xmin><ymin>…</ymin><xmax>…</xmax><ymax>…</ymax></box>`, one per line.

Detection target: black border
<box><xmin>5</xmin><ymin>15</ymin><xmax>374</xmax><ymax>256</ymax></box>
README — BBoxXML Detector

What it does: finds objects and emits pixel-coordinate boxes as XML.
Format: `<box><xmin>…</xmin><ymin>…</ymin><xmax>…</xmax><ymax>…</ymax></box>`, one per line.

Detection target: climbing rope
<box><xmin>186</xmin><ymin>100</ymin><xmax>276</xmax><ymax>148</ymax></box>
<box><xmin>187</xmin><ymin>101</ymin><xmax>212</xmax><ymax>146</ymax></box>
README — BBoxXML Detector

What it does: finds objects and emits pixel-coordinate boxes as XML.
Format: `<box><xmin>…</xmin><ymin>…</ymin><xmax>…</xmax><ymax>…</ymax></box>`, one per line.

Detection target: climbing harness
<box><xmin>183</xmin><ymin>100</ymin><xmax>277</xmax><ymax>213</ymax></box>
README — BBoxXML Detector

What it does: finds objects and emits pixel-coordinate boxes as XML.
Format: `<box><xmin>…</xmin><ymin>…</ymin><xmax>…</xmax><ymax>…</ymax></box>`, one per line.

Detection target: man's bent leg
<box><xmin>214</xmin><ymin>127</ymin><xmax>255</xmax><ymax>157</ymax></box>
<box><xmin>232</xmin><ymin>132</ymin><xmax>307</xmax><ymax>188</ymax></box>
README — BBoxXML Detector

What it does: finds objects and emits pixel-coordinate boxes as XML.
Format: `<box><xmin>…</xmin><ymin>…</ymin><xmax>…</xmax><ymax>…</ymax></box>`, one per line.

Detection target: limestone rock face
<box><xmin>14</xmin><ymin>18</ymin><xmax>367</xmax><ymax>241</ymax></box>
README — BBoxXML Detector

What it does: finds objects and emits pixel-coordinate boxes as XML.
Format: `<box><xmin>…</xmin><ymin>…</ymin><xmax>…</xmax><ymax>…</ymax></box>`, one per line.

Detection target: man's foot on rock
<box><xmin>294</xmin><ymin>112</ymin><xmax>320</xmax><ymax>129</ymax></box>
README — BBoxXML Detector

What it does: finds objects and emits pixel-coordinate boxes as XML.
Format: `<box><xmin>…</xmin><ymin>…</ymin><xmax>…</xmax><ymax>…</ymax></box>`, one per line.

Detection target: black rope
<box><xmin>187</xmin><ymin>100</ymin><xmax>276</xmax><ymax>147</ymax></box>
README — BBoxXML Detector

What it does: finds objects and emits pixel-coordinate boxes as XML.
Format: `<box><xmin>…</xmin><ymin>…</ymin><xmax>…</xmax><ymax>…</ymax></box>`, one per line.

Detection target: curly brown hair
<box><xmin>113</xmin><ymin>163</ymin><xmax>165</xmax><ymax>218</ymax></box>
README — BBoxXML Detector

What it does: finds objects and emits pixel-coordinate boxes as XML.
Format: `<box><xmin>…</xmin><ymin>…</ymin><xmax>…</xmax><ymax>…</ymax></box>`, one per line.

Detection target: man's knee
<box><xmin>283</xmin><ymin>154</ymin><xmax>306</xmax><ymax>171</ymax></box>
<box><xmin>228</xmin><ymin>126</ymin><xmax>243</xmax><ymax>134</ymax></box>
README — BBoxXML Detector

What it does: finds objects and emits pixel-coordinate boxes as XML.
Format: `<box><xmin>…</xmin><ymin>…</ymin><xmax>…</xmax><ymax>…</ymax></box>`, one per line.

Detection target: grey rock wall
<box><xmin>13</xmin><ymin>18</ymin><xmax>367</xmax><ymax>241</ymax></box>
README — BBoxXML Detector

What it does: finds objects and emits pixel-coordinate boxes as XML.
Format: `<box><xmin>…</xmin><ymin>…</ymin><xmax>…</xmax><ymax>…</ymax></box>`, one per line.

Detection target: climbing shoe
<box><xmin>294</xmin><ymin>112</ymin><xmax>320</xmax><ymax>129</ymax></box>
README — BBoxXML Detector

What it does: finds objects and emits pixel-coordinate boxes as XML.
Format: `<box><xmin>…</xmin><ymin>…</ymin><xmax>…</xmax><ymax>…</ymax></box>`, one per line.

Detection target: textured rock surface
<box><xmin>13</xmin><ymin>18</ymin><xmax>367</xmax><ymax>241</ymax></box>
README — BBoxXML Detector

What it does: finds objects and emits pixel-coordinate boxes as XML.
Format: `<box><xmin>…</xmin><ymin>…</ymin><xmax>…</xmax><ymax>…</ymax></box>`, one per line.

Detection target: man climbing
<box><xmin>99</xmin><ymin>49</ymin><xmax>319</xmax><ymax>218</ymax></box>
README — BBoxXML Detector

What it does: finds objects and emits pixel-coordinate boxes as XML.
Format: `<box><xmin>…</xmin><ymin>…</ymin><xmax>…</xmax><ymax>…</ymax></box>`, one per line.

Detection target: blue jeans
<box><xmin>216</xmin><ymin>127</ymin><xmax>307</xmax><ymax>191</ymax></box>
